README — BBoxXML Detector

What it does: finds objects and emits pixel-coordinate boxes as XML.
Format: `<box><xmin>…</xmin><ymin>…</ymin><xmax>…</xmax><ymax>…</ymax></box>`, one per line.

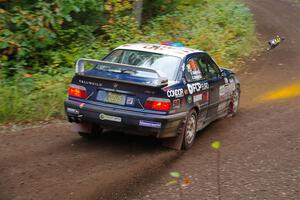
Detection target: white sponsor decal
<box><xmin>228</xmin><ymin>80</ymin><xmax>236</xmax><ymax>91</ymax></box>
<box><xmin>187</xmin><ymin>82</ymin><xmax>209</xmax><ymax>94</ymax></box>
<box><xmin>79</xmin><ymin>79</ymin><xmax>102</xmax><ymax>87</ymax></box>
<box><xmin>139</xmin><ymin>120</ymin><xmax>161</xmax><ymax>128</ymax></box>
<box><xmin>193</xmin><ymin>94</ymin><xmax>203</xmax><ymax>102</ymax></box>
<box><xmin>99</xmin><ymin>113</ymin><xmax>121</xmax><ymax>122</ymax></box>
<box><xmin>126</xmin><ymin>97</ymin><xmax>135</xmax><ymax>105</ymax></box>
<box><xmin>191</xmin><ymin>70</ymin><xmax>203</xmax><ymax>80</ymax></box>
<box><xmin>167</xmin><ymin>88</ymin><xmax>184</xmax><ymax>98</ymax></box>
<box><xmin>219</xmin><ymin>85</ymin><xmax>227</xmax><ymax>97</ymax></box>
<box><xmin>220</xmin><ymin>81</ymin><xmax>236</xmax><ymax>97</ymax></box>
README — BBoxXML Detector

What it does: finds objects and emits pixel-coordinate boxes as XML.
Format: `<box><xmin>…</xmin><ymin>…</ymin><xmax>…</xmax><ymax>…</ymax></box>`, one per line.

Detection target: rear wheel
<box><xmin>182</xmin><ymin>110</ymin><xmax>197</xmax><ymax>150</ymax></box>
<box><xmin>78</xmin><ymin>124</ymin><xmax>103</xmax><ymax>140</ymax></box>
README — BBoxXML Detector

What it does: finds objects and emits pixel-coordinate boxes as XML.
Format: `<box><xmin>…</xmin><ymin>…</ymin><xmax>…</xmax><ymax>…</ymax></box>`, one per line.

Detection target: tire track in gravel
<box><xmin>0</xmin><ymin>124</ymin><xmax>182</xmax><ymax>200</ymax></box>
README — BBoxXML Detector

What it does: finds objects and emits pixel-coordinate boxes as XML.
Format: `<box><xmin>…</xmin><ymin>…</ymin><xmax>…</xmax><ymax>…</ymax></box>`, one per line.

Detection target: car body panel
<box><xmin>64</xmin><ymin>43</ymin><xmax>240</xmax><ymax>138</ymax></box>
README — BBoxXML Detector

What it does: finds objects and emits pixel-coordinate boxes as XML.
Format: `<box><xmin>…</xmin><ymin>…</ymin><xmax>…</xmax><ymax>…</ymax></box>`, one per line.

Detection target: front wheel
<box><xmin>182</xmin><ymin>110</ymin><xmax>197</xmax><ymax>150</ymax></box>
<box><xmin>228</xmin><ymin>87</ymin><xmax>240</xmax><ymax>117</ymax></box>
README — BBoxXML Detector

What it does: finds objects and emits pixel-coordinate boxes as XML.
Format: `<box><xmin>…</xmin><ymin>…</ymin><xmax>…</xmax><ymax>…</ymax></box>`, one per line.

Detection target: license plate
<box><xmin>106</xmin><ymin>92</ymin><xmax>126</xmax><ymax>105</ymax></box>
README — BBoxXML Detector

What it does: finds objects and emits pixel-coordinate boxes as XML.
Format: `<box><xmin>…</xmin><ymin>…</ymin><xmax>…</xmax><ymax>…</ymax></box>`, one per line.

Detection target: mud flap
<box><xmin>162</xmin><ymin>118</ymin><xmax>187</xmax><ymax>150</ymax></box>
<box><xmin>162</xmin><ymin>131</ymin><xmax>185</xmax><ymax>150</ymax></box>
<box><xmin>71</xmin><ymin>123</ymin><xmax>92</xmax><ymax>133</ymax></box>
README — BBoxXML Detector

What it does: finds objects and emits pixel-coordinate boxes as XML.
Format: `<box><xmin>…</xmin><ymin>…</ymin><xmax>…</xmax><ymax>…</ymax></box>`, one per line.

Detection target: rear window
<box><xmin>102</xmin><ymin>49</ymin><xmax>182</xmax><ymax>81</ymax></box>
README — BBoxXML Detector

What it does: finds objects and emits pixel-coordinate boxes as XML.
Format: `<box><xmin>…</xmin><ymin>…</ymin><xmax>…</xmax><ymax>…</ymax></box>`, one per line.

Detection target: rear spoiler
<box><xmin>75</xmin><ymin>58</ymin><xmax>168</xmax><ymax>87</ymax></box>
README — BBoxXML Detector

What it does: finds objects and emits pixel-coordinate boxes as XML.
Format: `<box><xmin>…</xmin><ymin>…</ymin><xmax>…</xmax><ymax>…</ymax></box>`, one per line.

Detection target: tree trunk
<box><xmin>133</xmin><ymin>0</ymin><xmax>143</xmax><ymax>27</ymax></box>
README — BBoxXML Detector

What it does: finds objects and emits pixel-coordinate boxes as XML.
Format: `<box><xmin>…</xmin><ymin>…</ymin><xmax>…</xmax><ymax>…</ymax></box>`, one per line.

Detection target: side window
<box><xmin>198</xmin><ymin>55</ymin><xmax>220</xmax><ymax>79</ymax></box>
<box><xmin>185</xmin><ymin>57</ymin><xmax>204</xmax><ymax>82</ymax></box>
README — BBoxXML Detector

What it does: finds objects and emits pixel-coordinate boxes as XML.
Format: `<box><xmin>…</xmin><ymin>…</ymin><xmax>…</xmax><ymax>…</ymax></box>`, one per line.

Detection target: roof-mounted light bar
<box><xmin>160</xmin><ymin>42</ymin><xmax>184</xmax><ymax>47</ymax></box>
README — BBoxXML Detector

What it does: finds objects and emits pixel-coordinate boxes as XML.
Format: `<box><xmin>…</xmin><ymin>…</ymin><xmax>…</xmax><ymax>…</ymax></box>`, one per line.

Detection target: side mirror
<box><xmin>221</xmin><ymin>70</ymin><xmax>227</xmax><ymax>77</ymax></box>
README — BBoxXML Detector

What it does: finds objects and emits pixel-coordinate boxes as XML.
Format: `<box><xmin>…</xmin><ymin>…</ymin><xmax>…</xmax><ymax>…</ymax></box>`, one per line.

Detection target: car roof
<box><xmin>115</xmin><ymin>43</ymin><xmax>204</xmax><ymax>59</ymax></box>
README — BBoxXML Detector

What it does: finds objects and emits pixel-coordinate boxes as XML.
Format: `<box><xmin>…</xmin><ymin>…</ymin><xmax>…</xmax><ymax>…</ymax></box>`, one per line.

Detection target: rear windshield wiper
<box><xmin>95</xmin><ymin>64</ymin><xmax>136</xmax><ymax>74</ymax></box>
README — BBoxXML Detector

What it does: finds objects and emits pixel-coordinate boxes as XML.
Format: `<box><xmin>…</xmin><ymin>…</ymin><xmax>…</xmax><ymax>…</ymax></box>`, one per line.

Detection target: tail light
<box><xmin>144</xmin><ymin>97</ymin><xmax>171</xmax><ymax>111</ymax></box>
<box><xmin>68</xmin><ymin>84</ymin><xmax>87</xmax><ymax>99</ymax></box>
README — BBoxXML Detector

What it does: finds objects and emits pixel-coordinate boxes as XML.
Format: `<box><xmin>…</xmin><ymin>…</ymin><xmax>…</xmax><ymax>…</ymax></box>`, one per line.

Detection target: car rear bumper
<box><xmin>64</xmin><ymin>100</ymin><xmax>187</xmax><ymax>138</ymax></box>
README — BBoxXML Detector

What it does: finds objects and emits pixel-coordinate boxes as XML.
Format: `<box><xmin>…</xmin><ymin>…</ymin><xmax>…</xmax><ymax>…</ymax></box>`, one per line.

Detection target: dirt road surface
<box><xmin>1</xmin><ymin>0</ymin><xmax>299</xmax><ymax>199</ymax></box>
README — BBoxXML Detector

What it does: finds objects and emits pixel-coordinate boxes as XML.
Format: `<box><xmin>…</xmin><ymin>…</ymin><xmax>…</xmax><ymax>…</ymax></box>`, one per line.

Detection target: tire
<box><xmin>182</xmin><ymin>110</ymin><xmax>197</xmax><ymax>150</ymax></box>
<box><xmin>228</xmin><ymin>87</ymin><xmax>240</xmax><ymax>117</ymax></box>
<box><xmin>78</xmin><ymin>124</ymin><xmax>103</xmax><ymax>140</ymax></box>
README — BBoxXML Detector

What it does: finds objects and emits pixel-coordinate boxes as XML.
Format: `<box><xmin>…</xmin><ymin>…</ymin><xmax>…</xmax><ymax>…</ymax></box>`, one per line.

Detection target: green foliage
<box><xmin>0</xmin><ymin>0</ymin><xmax>257</xmax><ymax>124</ymax></box>
<box><xmin>102</xmin><ymin>16</ymin><xmax>142</xmax><ymax>49</ymax></box>
<box><xmin>143</xmin><ymin>0</ymin><xmax>257</xmax><ymax>66</ymax></box>
<box><xmin>0</xmin><ymin>0</ymin><xmax>104</xmax><ymax>76</ymax></box>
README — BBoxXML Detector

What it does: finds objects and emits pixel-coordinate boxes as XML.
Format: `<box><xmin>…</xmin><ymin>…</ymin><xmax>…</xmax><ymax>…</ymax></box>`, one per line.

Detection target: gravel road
<box><xmin>0</xmin><ymin>0</ymin><xmax>299</xmax><ymax>199</ymax></box>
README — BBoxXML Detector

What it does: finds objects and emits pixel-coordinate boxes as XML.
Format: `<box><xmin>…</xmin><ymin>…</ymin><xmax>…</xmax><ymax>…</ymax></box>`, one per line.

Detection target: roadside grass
<box><xmin>0</xmin><ymin>72</ymin><xmax>72</xmax><ymax>123</ymax></box>
<box><xmin>0</xmin><ymin>0</ymin><xmax>258</xmax><ymax>124</ymax></box>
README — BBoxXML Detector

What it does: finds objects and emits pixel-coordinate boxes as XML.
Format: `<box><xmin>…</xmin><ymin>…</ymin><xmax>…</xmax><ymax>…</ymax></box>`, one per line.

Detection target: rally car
<box><xmin>64</xmin><ymin>43</ymin><xmax>240</xmax><ymax>150</ymax></box>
